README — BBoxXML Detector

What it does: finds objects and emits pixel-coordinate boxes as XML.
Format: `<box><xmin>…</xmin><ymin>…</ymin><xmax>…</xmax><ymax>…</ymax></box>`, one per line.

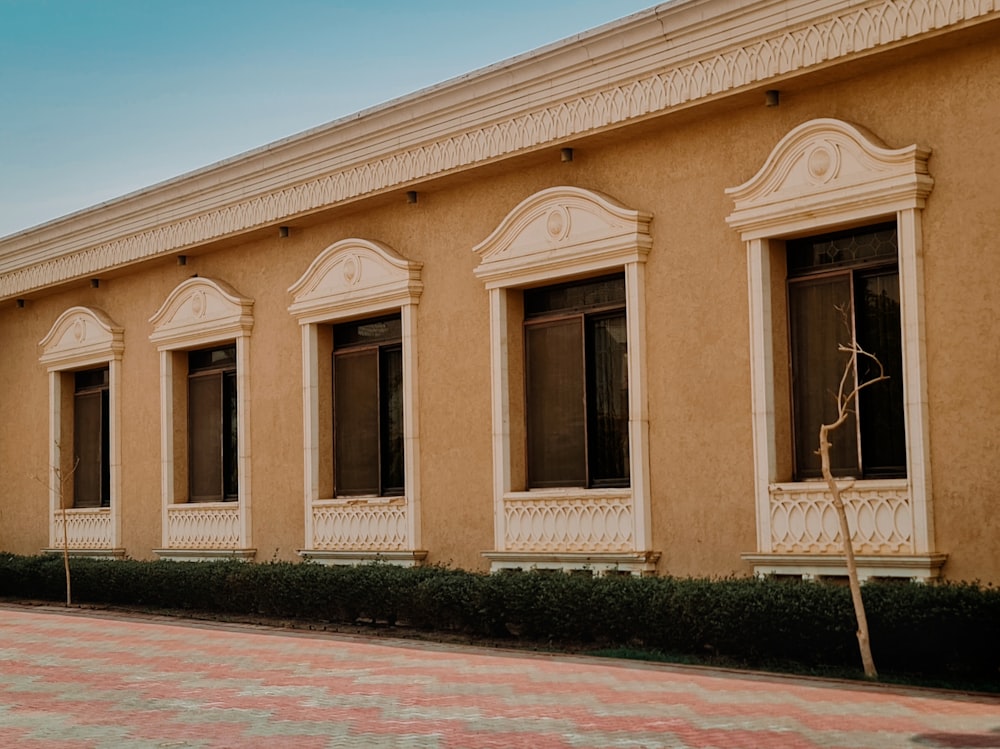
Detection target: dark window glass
<box><xmin>73</xmin><ymin>367</ymin><xmax>109</xmax><ymax>508</ymax></box>
<box><xmin>524</xmin><ymin>275</ymin><xmax>629</xmax><ymax>488</ymax></box>
<box><xmin>223</xmin><ymin>371</ymin><xmax>238</xmax><ymax>498</ymax></box>
<box><xmin>788</xmin><ymin>276</ymin><xmax>857</xmax><ymax>477</ymax></box>
<box><xmin>188</xmin><ymin>345</ymin><xmax>238</xmax><ymax>502</ymax></box>
<box><xmin>526</xmin><ymin>319</ymin><xmax>587</xmax><ymax>487</ymax></box>
<box><xmin>855</xmin><ymin>271</ymin><xmax>906</xmax><ymax>477</ymax></box>
<box><xmin>787</xmin><ymin>223</ymin><xmax>897</xmax><ymax>276</ymax></box>
<box><xmin>525</xmin><ymin>274</ymin><xmax>626</xmax><ymax>317</ymax></box>
<box><xmin>380</xmin><ymin>345</ymin><xmax>405</xmax><ymax>493</ymax></box>
<box><xmin>787</xmin><ymin>225</ymin><xmax>905</xmax><ymax>480</ymax></box>
<box><xmin>587</xmin><ymin>314</ymin><xmax>630</xmax><ymax>485</ymax></box>
<box><xmin>75</xmin><ymin>367</ymin><xmax>109</xmax><ymax>390</ymax></box>
<box><xmin>334</xmin><ymin>349</ymin><xmax>380</xmax><ymax>495</ymax></box>
<box><xmin>333</xmin><ymin>315</ymin><xmax>404</xmax><ymax>496</ymax></box>
<box><xmin>189</xmin><ymin>345</ymin><xmax>237</xmax><ymax>372</ymax></box>
<box><xmin>334</xmin><ymin>315</ymin><xmax>402</xmax><ymax>348</ymax></box>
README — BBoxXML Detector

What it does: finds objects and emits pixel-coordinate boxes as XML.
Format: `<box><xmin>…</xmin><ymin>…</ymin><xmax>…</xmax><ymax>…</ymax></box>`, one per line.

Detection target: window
<box><xmin>524</xmin><ymin>275</ymin><xmax>629</xmax><ymax>488</ymax></box>
<box><xmin>288</xmin><ymin>238</ymin><xmax>424</xmax><ymax>562</ymax></box>
<box><xmin>72</xmin><ymin>367</ymin><xmax>110</xmax><ymax>508</ymax></box>
<box><xmin>472</xmin><ymin>186</ymin><xmax>656</xmax><ymax>573</ymax></box>
<box><xmin>40</xmin><ymin>306</ymin><xmax>124</xmax><ymax>553</ymax></box>
<box><xmin>150</xmin><ymin>277</ymin><xmax>254</xmax><ymax>555</ymax></box>
<box><xmin>333</xmin><ymin>314</ymin><xmax>404</xmax><ymax>496</ymax></box>
<box><xmin>786</xmin><ymin>223</ymin><xmax>905</xmax><ymax>480</ymax></box>
<box><xmin>188</xmin><ymin>344</ymin><xmax>238</xmax><ymax>502</ymax></box>
<box><xmin>727</xmin><ymin>118</ymin><xmax>941</xmax><ymax>579</ymax></box>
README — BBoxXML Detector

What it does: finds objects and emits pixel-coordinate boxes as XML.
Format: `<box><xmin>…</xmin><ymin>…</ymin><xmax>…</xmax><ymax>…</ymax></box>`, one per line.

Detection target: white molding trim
<box><xmin>297</xmin><ymin>550</ymin><xmax>428</xmax><ymax>568</ymax></box>
<box><xmin>473</xmin><ymin>186</ymin><xmax>652</xmax><ymax>287</ymax></box>
<box><xmin>3</xmin><ymin>0</ymin><xmax>996</xmax><ymax>299</ymax></box>
<box><xmin>288</xmin><ymin>238</ymin><xmax>423</xmax><ymax>559</ymax></box>
<box><xmin>287</xmin><ymin>238</ymin><xmax>423</xmax><ymax>323</ymax></box>
<box><xmin>149</xmin><ymin>276</ymin><xmax>254</xmax><ymax>348</ymax></box>
<box><xmin>149</xmin><ymin>277</ymin><xmax>255</xmax><ymax>554</ymax></box>
<box><xmin>42</xmin><ymin>548</ymin><xmax>127</xmax><ymax>560</ymax></box>
<box><xmin>726</xmin><ymin>118</ymin><xmax>933</xmax><ymax>238</ymax></box>
<box><xmin>483</xmin><ymin>551</ymin><xmax>661</xmax><ymax>576</ymax></box>
<box><xmin>40</xmin><ymin>306</ymin><xmax>125</xmax><ymax>369</ymax></box>
<box><xmin>742</xmin><ymin>553</ymin><xmax>947</xmax><ymax>582</ymax></box>
<box><xmin>726</xmin><ymin>118</ymin><xmax>939</xmax><ymax>578</ymax></box>
<box><xmin>153</xmin><ymin>548</ymin><xmax>256</xmax><ymax>562</ymax></box>
<box><xmin>39</xmin><ymin>306</ymin><xmax>124</xmax><ymax>552</ymax></box>
<box><xmin>473</xmin><ymin>186</ymin><xmax>655</xmax><ymax>570</ymax></box>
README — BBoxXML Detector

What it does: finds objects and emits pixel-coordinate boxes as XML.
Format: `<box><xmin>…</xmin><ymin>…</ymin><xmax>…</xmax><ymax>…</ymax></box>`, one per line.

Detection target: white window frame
<box><xmin>149</xmin><ymin>277</ymin><xmax>254</xmax><ymax>560</ymax></box>
<box><xmin>288</xmin><ymin>238</ymin><xmax>424</xmax><ymax>566</ymax></box>
<box><xmin>39</xmin><ymin>306</ymin><xmax>125</xmax><ymax>557</ymax></box>
<box><xmin>472</xmin><ymin>186</ymin><xmax>658</xmax><ymax>575</ymax></box>
<box><xmin>726</xmin><ymin>118</ymin><xmax>944</xmax><ymax>580</ymax></box>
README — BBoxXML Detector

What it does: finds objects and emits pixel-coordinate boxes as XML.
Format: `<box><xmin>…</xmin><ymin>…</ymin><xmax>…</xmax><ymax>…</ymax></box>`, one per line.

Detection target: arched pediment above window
<box><xmin>287</xmin><ymin>238</ymin><xmax>423</xmax><ymax>323</ymax></box>
<box><xmin>726</xmin><ymin>118</ymin><xmax>933</xmax><ymax>240</ymax></box>
<box><xmin>149</xmin><ymin>277</ymin><xmax>253</xmax><ymax>348</ymax></box>
<box><xmin>472</xmin><ymin>186</ymin><xmax>652</xmax><ymax>289</ymax></box>
<box><xmin>39</xmin><ymin>306</ymin><xmax>124</xmax><ymax>369</ymax></box>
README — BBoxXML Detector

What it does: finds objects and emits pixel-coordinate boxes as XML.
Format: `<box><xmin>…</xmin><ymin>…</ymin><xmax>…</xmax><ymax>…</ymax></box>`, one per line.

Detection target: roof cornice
<box><xmin>2</xmin><ymin>0</ymin><xmax>997</xmax><ymax>300</ymax></box>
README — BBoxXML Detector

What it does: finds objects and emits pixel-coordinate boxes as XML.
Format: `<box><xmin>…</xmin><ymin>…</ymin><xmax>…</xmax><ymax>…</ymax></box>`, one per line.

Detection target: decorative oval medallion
<box><xmin>343</xmin><ymin>254</ymin><xmax>362</xmax><ymax>286</ymax></box>
<box><xmin>72</xmin><ymin>317</ymin><xmax>86</xmax><ymax>343</ymax></box>
<box><xmin>190</xmin><ymin>290</ymin><xmax>206</xmax><ymax>318</ymax></box>
<box><xmin>806</xmin><ymin>143</ymin><xmax>839</xmax><ymax>184</ymax></box>
<box><xmin>546</xmin><ymin>207</ymin><xmax>571</xmax><ymax>241</ymax></box>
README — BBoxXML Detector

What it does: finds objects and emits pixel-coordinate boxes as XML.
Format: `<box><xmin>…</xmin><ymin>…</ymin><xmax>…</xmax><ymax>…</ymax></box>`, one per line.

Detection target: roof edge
<box><xmin>2</xmin><ymin>0</ymin><xmax>997</xmax><ymax>300</ymax></box>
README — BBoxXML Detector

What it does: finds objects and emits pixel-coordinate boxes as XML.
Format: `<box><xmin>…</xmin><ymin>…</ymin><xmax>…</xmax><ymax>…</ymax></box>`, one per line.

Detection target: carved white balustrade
<box><xmin>51</xmin><ymin>508</ymin><xmax>113</xmax><ymax>550</ymax></box>
<box><xmin>311</xmin><ymin>499</ymin><xmax>410</xmax><ymax>551</ymax></box>
<box><xmin>166</xmin><ymin>504</ymin><xmax>241</xmax><ymax>549</ymax></box>
<box><xmin>503</xmin><ymin>490</ymin><xmax>635</xmax><ymax>553</ymax></box>
<box><xmin>767</xmin><ymin>481</ymin><xmax>913</xmax><ymax>555</ymax></box>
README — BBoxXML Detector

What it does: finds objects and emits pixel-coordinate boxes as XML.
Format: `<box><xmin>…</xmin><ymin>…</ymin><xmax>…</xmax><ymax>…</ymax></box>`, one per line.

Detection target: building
<box><xmin>2</xmin><ymin>0</ymin><xmax>998</xmax><ymax>583</ymax></box>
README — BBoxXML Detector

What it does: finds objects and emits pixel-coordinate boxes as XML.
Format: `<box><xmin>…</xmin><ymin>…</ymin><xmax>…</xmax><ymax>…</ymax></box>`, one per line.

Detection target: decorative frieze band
<box><xmin>1</xmin><ymin>0</ymin><xmax>995</xmax><ymax>299</ymax></box>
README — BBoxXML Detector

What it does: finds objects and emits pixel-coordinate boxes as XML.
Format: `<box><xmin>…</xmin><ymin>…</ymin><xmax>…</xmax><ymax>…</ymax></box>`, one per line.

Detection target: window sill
<box><xmin>154</xmin><ymin>548</ymin><xmax>256</xmax><ymax>562</ymax></box>
<box><xmin>174</xmin><ymin>500</ymin><xmax>240</xmax><ymax>506</ymax></box>
<box><xmin>42</xmin><ymin>547</ymin><xmax>126</xmax><ymax>560</ymax></box>
<box><xmin>315</xmin><ymin>496</ymin><xmax>407</xmax><ymax>506</ymax></box>
<box><xmin>742</xmin><ymin>552</ymin><xmax>947</xmax><ymax>582</ymax></box>
<box><xmin>770</xmin><ymin>478</ymin><xmax>908</xmax><ymax>491</ymax></box>
<box><xmin>483</xmin><ymin>550</ymin><xmax>659</xmax><ymax>576</ymax></box>
<box><xmin>297</xmin><ymin>549</ymin><xmax>427</xmax><ymax>567</ymax></box>
<box><xmin>506</xmin><ymin>487</ymin><xmax>631</xmax><ymax>501</ymax></box>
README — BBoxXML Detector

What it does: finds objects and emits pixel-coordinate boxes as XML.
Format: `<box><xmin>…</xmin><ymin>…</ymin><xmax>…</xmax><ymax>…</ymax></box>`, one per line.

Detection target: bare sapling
<box><xmin>31</xmin><ymin>451</ymin><xmax>79</xmax><ymax>607</ymax></box>
<box><xmin>817</xmin><ymin>309</ymin><xmax>886</xmax><ymax>679</ymax></box>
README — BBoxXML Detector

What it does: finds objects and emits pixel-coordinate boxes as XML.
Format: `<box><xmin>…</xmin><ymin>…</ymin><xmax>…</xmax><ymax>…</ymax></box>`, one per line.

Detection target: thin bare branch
<box><xmin>817</xmin><ymin>325</ymin><xmax>887</xmax><ymax>680</ymax></box>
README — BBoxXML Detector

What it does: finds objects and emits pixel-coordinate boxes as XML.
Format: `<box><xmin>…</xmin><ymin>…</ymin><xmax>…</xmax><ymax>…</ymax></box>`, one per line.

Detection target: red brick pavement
<box><xmin>0</xmin><ymin>604</ymin><xmax>997</xmax><ymax>748</ymax></box>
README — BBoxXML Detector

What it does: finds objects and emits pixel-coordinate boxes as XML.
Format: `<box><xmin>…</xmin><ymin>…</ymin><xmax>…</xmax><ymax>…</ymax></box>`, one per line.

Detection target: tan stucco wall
<box><xmin>1</xmin><ymin>29</ymin><xmax>998</xmax><ymax>582</ymax></box>
<box><xmin>1</xmin><ymin>300</ymin><xmax>52</xmax><ymax>549</ymax></box>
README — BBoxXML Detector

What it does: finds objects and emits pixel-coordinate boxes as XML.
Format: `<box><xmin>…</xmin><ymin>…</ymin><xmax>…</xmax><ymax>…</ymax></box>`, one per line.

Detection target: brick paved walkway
<box><xmin>0</xmin><ymin>605</ymin><xmax>997</xmax><ymax>748</ymax></box>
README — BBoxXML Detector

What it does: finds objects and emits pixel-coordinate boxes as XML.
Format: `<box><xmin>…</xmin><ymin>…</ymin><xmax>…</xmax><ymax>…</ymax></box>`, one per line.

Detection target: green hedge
<box><xmin>1</xmin><ymin>553</ymin><xmax>997</xmax><ymax>686</ymax></box>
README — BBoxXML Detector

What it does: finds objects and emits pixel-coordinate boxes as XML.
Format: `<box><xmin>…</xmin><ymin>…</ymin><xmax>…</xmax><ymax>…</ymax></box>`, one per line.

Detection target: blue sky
<box><xmin>0</xmin><ymin>1</ymin><xmax>655</xmax><ymax>238</ymax></box>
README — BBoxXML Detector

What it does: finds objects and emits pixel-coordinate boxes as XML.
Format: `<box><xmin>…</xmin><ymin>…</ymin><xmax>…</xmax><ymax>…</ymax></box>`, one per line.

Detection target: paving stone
<box><xmin>0</xmin><ymin>605</ymin><xmax>997</xmax><ymax>748</ymax></box>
